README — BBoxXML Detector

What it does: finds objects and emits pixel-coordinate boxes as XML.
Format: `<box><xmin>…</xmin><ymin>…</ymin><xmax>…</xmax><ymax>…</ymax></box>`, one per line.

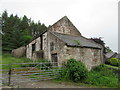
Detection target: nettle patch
<box><xmin>59</xmin><ymin>58</ymin><xmax>88</xmax><ymax>82</ymax></box>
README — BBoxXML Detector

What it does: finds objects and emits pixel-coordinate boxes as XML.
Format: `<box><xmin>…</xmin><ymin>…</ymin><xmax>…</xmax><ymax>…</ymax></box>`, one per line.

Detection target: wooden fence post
<box><xmin>8</xmin><ymin>64</ymin><xmax>12</xmax><ymax>86</ymax></box>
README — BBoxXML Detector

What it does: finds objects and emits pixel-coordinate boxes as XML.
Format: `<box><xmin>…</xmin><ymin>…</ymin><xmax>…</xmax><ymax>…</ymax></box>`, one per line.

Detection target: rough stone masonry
<box><xmin>12</xmin><ymin>16</ymin><xmax>104</xmax><ymax>71</ymax></box>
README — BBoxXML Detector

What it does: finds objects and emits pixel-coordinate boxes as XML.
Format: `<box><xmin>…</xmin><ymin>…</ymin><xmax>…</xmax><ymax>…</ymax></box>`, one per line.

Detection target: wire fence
<box><xmin>1</xmin><ymin>62</ymin><xmax>62</xmax><ymax>86</ymax></box>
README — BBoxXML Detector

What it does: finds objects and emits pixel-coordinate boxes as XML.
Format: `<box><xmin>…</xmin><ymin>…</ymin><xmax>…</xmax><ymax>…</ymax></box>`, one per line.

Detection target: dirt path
<box><xmin>2</xmin><ymin>74</ymin><xmax>87</xmax><ymax>88</ymax></box>
<box><xmin>2</xmin><ymin>71</ymin><xmax>88</xmax><ymax>88</ymax></box>
<box><xmin>3</xmin><ymin>80</ymin><xmax>87</xmax><ymax>88</ymax></box>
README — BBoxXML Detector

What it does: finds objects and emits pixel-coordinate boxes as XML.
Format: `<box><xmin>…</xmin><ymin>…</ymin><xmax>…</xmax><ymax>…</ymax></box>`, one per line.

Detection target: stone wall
<box><xmin>12</xmin><ymin>46</ymin><xmax>26</xmax><ymax>58</ymax></box>
<box><xmin>43</xmin><ymin>31</ymin><xmax>65</xmax><ymax>66</ymax></box>
<box><xmin>61</xmin><ymin>46</ymin><xmax>102</xmax><ymax>71</ymax></box>
<box><xmin>42</xmin><ymin>32</ymin><xmax>49</xmax><ymax>60</ymax></box>
<box><xmin>49</xmin><ymin>16</ymin><xmax>81</xmax><ymax>36</ymax></box>
<box><xmin>26</xmin><ymin>37</ymin><xmax>41</xmax><ymax>60</ymax></box>
<box><xmin>43</xmin><ymin>31</ymin><xmax>102</xmax><ymax>70</ymax></box>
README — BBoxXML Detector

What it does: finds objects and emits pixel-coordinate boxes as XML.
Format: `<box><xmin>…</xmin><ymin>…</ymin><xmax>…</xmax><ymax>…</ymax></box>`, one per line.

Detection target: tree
<box><xmin>2</xmin><ymin>10</ymin><xmax>8</xmax><ymax>25</ymax></box>
<box><xmin>2</xmin><ymin>10</ymin><xmax>47</xmax><ymax>51</ymax></box>
<box><xmin>105</xmin><ymin>46</ymin><xmax>112</xmax><ymax>53</ymax></box>
<box><xmin>2</xmin><ymin>10</ymin><xmax>8</xmax><ymax>34</ymax></box>
<box><xmin>91</xmin><ymin>37</ymin><xmax>106</xmax><ymax>53</ymax></box>
<box><xmin>91</xmin><ymin>37</ymin><xmax>113</xmax><ymax>54</ymax></box>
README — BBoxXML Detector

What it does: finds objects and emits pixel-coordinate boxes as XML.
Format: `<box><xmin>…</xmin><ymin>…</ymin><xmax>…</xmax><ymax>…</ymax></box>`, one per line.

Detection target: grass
<box><xmin>82</xmin><ymin>64</ymin><xmax>119</xmax><ymax>88</ymax></box>
<box><xmin>2</xmin><ymin>53</ymin><xmax>34</xmax><ymax>70</ymax></box>
<box><xmin>2</xmin><ymin>53</ymin><xmax>33</xmax><ymax>64</ymax></box>
<box><xmin>58</xmin><ymin>64</ymin><xmax>119</xmax><ymax>88</ymax></box>
<box><xmin>1</xmin><ymin>53</ymin><xmax>60</xmax><ymax>80</ymax></box>
<box><xmin>1</xmin><ymin>53</ymin><xmax>119</xmax><ymax>88</ymax></box>
<box><xmin>104</xmin><ymin>64</ymin><xmax>118</xmax><ymax>69</ymax></box>
<box><xmin>83</xmin><ymin>71</ymin><xmax>118</xmax><ymax>88</ymax></box>
<box><xmin>29</xmin><ymin>67</ymin><xmax>62</xmax><ymax>80</ymax></box>
<box><xmin>29</xmin><ymin>70</ymin><xmax>55</xmax><ymax>79</ymax></box>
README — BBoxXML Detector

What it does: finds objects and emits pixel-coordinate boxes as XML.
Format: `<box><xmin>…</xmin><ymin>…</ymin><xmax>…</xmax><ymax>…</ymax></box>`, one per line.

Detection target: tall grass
<box><xmin>58</xmin><ymin>59</ymin><xmax>118</xmax><ymax>88</ymax></box>
<box><xmin>83</xmin><ymin>64</ymin><xmax>118</xmax><ymax>88</ymax></box>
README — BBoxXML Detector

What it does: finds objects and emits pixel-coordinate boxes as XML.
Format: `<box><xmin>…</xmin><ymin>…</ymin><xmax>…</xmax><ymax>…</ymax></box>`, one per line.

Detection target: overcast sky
<box><xmin>0</xmin><ymin>0</ymin><xmax>119</xmax><ymax>52</ymax></box>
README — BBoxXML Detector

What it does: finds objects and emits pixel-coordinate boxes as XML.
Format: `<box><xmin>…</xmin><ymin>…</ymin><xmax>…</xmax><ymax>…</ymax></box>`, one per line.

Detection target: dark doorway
<box><xmin>32</xmin><ymin>43</ymin><xmax>35</xmax><ymax>52</ymax></box>
<box><xmin>51</xmin><ymin>53</ymin><xmax>58</xmax><ymax>66</ymax></box>
<box><xmin>32</xmin><ymin>43</ymin><xmax>36</xmax><ymax>55</ymax></box>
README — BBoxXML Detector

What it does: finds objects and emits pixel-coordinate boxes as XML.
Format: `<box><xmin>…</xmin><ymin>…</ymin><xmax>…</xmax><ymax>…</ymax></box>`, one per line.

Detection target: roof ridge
<box><xmin>51</xmin><ymin>31</ymin><xmax>81</xmax><ymax>37</ymax></box>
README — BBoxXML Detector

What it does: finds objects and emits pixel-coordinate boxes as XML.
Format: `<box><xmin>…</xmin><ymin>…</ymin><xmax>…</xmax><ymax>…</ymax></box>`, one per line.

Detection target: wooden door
<box><xmin>51</xmin><ymin>53</ymin><xmax>58</xmax><ymax>66</ymax></box>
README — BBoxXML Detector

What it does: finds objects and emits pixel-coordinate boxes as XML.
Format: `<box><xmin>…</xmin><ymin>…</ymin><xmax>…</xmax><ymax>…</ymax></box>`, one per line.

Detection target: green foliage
<box><xmin>2</xmin><ymin>10</ymin><xmax>47</xmax><ymax>51</ymax></box>
<box><xmin>84</xmin><ymin>72</ymin><xmax>118</xmax><ymax>87</ymax></box>
<box><xmin>93</xmin><ymin>64</ymin><xmax>117</xmax><ymax>77</ymax></box>
<box><xmin>104</xmin><ymin>64</ymin><xmax>118</xmax><ymax>70</ymax></box>
<box><xmin>90</xmin><ymin>37</ymin><xmax>106</xmax><ymax>54</ymax></box>
<box><xmin>2</xmin><ymin>53</ymin><xmax>33</xmax><ymax>69</ymax></box>
<box><xmin>105</xmin><ymin>57</ymin><xmax>110</xmax><ymax>64</ymax></box>
<box><xmin>110</xmin><ymin>58</ymin><xmax>120</xmax><ymax>66</ymax></box>
<box><xmin>2</xmin><ymin>53</ymin><xmax>52</xmax><ymax>70</ymax></box>
<box><xmin>74</xmin><ymin>40</ymin><xmax>80</xmax><ymax>45</ymax></box>
<box><xmin>118</xmin><ymin>61</ymin><xmax>120</xmax><ymax>66</ymax></box>
<box><xmin>105</xmin><ymin>46</ymin><xmax>112</xmax><ymax>53</ymax></box>
<box><xmin>83</xmin><ymin>64</ymin><xmax>118</xmax><ymax>88</ymax></box>
<box><xmin>60</xmin><ymin>58</ymin><xmax>88</xmax><ymax>82</ymax></box>
<box><xmin>37</xmin><ymin>59</ymin><xmax>52</xmax><ymax>70</ymax></box>
<box><xmin>2</xmin><ymin>53</ymin><xmax>32</xmax><ymax>64</ymax></box>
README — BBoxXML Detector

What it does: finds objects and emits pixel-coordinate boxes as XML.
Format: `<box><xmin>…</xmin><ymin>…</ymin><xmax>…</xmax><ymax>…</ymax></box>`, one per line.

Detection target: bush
<box><xmin>60</xmin><ymin>58</ymin><xmax>88</xmax><ymax>82</ymax></box>
<box><xmin>118</xmin><ymin>61</ymin><xmax>120</xmax><ymax>66</ymax></box>
<box><xmin>93</xmin><ymin>64</ymin><xmax>105</xmax><ymax>71</ymax></box>
<box><xmin>110</xmin><ymin>58</ymin><xmax>119</xmax><ymax>66</ymax></box>
<box><xmin>105</xmin><ymin>58</ymin><xmax>110</xmax><ymax>64</ymax></box>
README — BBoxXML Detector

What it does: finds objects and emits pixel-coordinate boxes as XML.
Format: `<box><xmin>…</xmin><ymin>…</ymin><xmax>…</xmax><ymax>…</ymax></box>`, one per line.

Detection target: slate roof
<box><xmin>105</xmin><ymin>52</ymin><xmax>120</xmax><ymax>60</ymax></box>
<box><xmin>105</xmin><ymin>52</ymin><xmax>117</xmax><ymax>59</ymax></box>
<box><xmin>51</xmin><ymin>32</ymin><xmax>101</xmax><ymax>49</ymax></box>
<box><xmin>114</xmin><ymin>54</ymin><xmax>120</xmax><ymax>60</ymax></box>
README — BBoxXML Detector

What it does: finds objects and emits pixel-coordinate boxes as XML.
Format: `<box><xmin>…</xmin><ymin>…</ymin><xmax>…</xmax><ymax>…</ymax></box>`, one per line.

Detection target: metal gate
<box><xmin>1</xmin><ymin>62</ymin><xmax>62</xmax><ymax>86</ymax></box>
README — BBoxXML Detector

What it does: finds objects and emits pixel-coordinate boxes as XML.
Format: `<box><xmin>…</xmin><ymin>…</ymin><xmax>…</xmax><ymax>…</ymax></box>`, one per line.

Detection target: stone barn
<box><xmin>16</xmin><ymin>16</ymin><xmax>104</xmax><ymax>71</ymax></box>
